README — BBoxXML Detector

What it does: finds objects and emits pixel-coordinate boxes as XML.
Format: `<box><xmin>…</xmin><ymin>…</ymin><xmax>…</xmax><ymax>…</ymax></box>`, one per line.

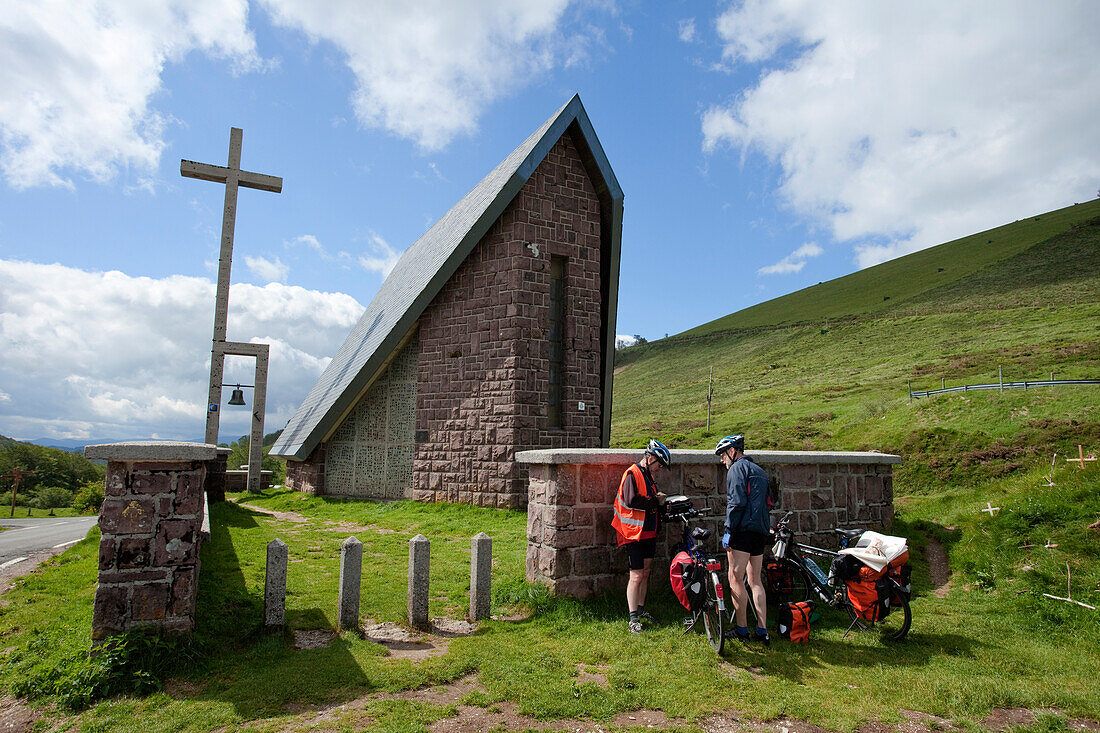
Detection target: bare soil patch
<box><xmin>238</xmin><ymin>503</ymin><xmax>309</xmax><ymax>523</ymax></box>
<box><xmin>575</xmin><ymin>663</ymin><xmax>609</xmax><ymax>686</ymax></box>
<box><xmin>0</xmin><ymin>695</ymin><xmax>39</xmax><ymax>733</ymax></box>
<box><xmin>293</xmin><ymin>629</ymin><xmax>336</xmax><ymax>650</ymax></box>
<box><xmin>360</xmin><ymin>618</ymin><xmax>477</xmax><ymax>661</ymax></box>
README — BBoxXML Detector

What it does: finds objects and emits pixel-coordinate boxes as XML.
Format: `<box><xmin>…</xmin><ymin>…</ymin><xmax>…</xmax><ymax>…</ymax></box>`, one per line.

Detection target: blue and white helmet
<box><xmin>645</xmin><ymin>439</ymin><xmax>671</xmax><ymax>468</ymax></box>
<box><xmin>714</xmin><ymin>434</ymin><xmax>745</xmax><ymax>455</ymax></box>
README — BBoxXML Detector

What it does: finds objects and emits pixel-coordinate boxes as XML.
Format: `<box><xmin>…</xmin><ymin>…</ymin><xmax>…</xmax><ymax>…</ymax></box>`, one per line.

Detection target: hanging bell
<box><xmin>227</xmin><ymin>386</ymin><xmax>247</xmax><ymax>406</ymax></box>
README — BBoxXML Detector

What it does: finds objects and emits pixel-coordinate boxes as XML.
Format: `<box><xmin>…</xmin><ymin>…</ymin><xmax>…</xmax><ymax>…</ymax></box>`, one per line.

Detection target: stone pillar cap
<box><xmin>515</xmin><ymin>447</ymin><xmax>901</xmax><ymax>465</ymax></box>
<box><xmin>84</xmin><ymin>441</ymin><xmax>220</xmax><ymax>462</ymax></box>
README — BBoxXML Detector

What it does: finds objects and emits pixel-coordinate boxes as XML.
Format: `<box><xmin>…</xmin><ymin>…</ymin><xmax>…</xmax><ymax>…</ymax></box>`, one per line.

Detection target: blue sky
<box><xmin>1</xmin><ymin>1</ymin><xmax>1098</xmax><ymax>444</ymax></box>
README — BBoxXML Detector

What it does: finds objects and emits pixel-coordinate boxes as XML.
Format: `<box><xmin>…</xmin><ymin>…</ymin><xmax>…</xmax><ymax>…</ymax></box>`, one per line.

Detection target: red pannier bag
<box><xmin>669</xmin><ymin>551</ymin><xmax>695</xmax><ymax>610</ymax></box>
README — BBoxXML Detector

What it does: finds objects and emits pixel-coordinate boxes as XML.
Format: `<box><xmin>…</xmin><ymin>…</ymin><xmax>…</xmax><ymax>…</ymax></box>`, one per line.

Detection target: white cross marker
<box><xmin>982</xmin><ymin>502</ymin><xmax>1000</xmax><ymax>517</ymax></box>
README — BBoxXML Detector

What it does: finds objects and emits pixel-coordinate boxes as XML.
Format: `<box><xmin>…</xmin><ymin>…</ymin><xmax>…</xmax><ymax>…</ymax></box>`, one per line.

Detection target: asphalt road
<box><xmin>0</xmin><ymin>516</ymin><xmax>99</xmax><ymax>571</ymax></box>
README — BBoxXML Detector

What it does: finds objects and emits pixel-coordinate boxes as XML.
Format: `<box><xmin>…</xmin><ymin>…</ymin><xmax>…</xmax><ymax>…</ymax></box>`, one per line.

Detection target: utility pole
<box><xmin>706</xmin><ymin>367</ymin><xmax>714</xmax><ymax>432</ymax></box>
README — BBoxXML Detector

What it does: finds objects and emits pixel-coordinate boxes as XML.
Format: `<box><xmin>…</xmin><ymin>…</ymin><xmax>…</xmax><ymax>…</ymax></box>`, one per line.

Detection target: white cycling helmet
<box><xmin>644</xmin><ymin>439</ymin><xmax>671</xmax><ymax>468</ymax></box>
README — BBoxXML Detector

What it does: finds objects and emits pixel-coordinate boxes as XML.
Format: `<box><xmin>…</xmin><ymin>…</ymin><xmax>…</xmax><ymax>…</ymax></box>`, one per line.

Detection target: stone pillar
<box><xmin>204</xmin><ymin>446</ymin><xmax>232</xmax><ymax>503</ymax></box>
<box><xmin>469</xmin><ymin>533</ymin><xmax>491</xmax><ymax>621</ymax></box>
<box><xmin>265</xmin><ymin>538</ymin><xmax>288</xmax><ymax>627</ymax></box>
<box><xmin>338</xmin><ymin>536</ymin><xmax>362</xmax><ymax>631</ymax></box>
<box><xmin>408</xmin><ymin>534</ymin><xmax>430</xmax><ymax>630</ymax></box>
<box><xmin>85</xmin><ymin>441</ymin><xmax>217</xmax><ymax>641</ymax></box>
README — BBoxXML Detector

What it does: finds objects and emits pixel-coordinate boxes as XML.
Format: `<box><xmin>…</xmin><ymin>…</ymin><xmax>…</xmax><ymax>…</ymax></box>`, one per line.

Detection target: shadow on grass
<box><xmin>190</xmin><ymin>501</ymin><xmax>374</xmax><ymax>719</ymax></box>
<box><xmin>738</xmin><ymin>623</ymin><xmax>982</xmax><ymax>685</ymax></box>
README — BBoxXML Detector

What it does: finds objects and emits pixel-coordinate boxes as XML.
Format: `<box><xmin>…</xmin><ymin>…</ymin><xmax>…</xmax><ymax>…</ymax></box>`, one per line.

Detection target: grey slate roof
<box><xmin>271</xmin><ymin>94</ymin><xmax>623</xmax><ymax>460</ymax></box>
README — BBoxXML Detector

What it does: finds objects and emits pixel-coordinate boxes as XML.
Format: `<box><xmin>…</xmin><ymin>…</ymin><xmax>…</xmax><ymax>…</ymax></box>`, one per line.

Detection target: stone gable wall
<box><xmin>412</xmin><ymin>130</ymin><xmax>605</xmax><ymax>509</ymax></box>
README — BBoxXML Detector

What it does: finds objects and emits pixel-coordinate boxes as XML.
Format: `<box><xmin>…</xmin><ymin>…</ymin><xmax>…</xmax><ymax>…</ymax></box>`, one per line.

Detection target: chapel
<box><xmin>270</xmin><ymin>95</ymin><xmax>623</xmax><ymax>508</ymax></box>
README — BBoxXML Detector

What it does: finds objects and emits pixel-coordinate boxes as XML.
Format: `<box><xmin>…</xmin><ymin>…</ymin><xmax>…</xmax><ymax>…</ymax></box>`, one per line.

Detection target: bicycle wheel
<box><xmin>762</xmin><ymin>558</ymin><xmax>813</xmax><ymax>607</ymax></box>
<box><xmin>844</xmin><ymin>594</ymin><xmax>911</xmax><ymax>641</ymax></box>
<box><xmin>702</xmin><ymin>592</ymin><xmax>725</xmax><ymax>655</ymax></box>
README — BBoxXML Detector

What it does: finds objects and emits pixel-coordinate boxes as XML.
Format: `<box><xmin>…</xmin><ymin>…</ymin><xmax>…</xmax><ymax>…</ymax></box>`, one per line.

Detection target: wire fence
<box><xmin>909</xmin><ymin>378</ymin><xmax>1100</xmax><ymax>399</ymax></box>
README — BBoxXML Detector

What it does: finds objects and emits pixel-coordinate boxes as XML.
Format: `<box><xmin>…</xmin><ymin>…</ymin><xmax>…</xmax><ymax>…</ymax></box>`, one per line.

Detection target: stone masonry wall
<box><xmin>412</xmin><ymin>129</ymin><xmax>605</xmax><ymax>509</ymax></box>
<box><xmin>286</xmin><ymin>444</ymin><xmax>325</xmax><ymax>495</ymax></box>
<box><xmin>88</xmin><ymin>442</ymin><xmax>215</xmax><ymax>640</ymax></box>
<box><xmin>519</xmin><ymin>449</ymin><xmax>900</xmax><ymax>598</ymax></box>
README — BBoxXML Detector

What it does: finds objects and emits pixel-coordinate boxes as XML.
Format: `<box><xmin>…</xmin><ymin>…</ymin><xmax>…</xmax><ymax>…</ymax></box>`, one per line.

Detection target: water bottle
<box><xmin>804</xmin><ymin>558</ymin><xmax>829</xmax><ymax>586</ymax></box>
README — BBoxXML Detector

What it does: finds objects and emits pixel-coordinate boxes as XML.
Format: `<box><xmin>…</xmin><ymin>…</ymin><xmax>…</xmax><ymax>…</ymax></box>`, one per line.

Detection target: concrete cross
<box><xmin>181</xmin><ymin>128</ymin><xmax>281</xmax><ymax>491</ymax></box>
<box><xmin>982</xmin><ymin>502</ymin><xmax>1000</xmax><ymax>517</ymax></box>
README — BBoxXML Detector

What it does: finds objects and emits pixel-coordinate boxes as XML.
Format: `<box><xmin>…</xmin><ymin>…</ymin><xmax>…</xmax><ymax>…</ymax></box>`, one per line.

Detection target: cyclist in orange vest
<box><xmin>612</xmin><ymin>439</ymin><xmax>670</xmax><ymax>633</ymax></box>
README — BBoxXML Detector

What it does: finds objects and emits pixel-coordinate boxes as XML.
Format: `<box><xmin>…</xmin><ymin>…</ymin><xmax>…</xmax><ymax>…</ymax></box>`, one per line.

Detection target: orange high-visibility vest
<box><xmin>612</xmin><ymin>463</ymin><xmax>653</xmax><ymax>543</ymax></box>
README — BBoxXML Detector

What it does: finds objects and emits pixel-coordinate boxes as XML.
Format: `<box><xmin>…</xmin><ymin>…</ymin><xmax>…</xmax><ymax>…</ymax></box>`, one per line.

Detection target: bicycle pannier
<box><xmin>889</xmin><ymin>557</ymin><xmax>912</xmax><ymax>603</ymax></box>
<box><xmin>846</xmin><ymin>577</ymin><xmax>888</xmax><ymax>621</ymax></box>
<box><xmin>778</xmin><ymin>601</ymin><xmax>814</xmax><ymax>642</ymax></box>
<box><xmin>670</xmin><ymin>551</ymin><xmax>707</xmax><ymax>611</ymax></box>
<box><xmin>829</xmin><ymin>554</ymin><xmax>862</xmax><ymax>585</ymax></box>
<box><xmin>670</xmin><ymin>551</ymin><xmax>692</xmax><ymax>609</ymax></box>
<box><xmin>765</xmin><ymin>559</ymin><xmax>793</xmax><ymax>597</ymax></box>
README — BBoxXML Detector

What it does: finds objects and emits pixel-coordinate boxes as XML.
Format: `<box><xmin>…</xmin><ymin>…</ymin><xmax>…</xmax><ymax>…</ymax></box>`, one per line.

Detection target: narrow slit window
<box><xmin>548</xmin><ymin>256</ymin><xmax>566</xmax><ymax>428</ymax></box>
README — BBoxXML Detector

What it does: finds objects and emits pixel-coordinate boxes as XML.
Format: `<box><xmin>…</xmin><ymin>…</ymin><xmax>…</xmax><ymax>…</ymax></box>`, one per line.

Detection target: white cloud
<box><xmin>615</xmin><ymin>334</ymin><xmax>638</xmax><ymax>349</ymax></box>
<box><xmin>757</xmin><ymin>242</ymin><xmax>823</xmax><ymax>275</ymax></box>
<box><xmin>678</xmin><ymin>18</ymin><xmax>696</xmax><ymax>43</ymax></box>
<box><xmin>0</xmin><ymin>389</ymin><xmax>9</xmax><ymax>403</ymax></box>
<box><xmin>259</xmin><ymin>0</ymin><xmax>575</xmax><ymax>150</ymax></box>
<box><xmin>245</xmin><ymin>255</ymin><xmax>290</xmax><ymax>283</ymax></box>
<box><xmin>358</xmin><ymin>234</ymin><xmax>402</xmax><ymax>277</ymax></box>
<box><xmin>704</xmin><ymin>1</ymin><xmax>1100</xmax><ymax>269</ymax></box>
<box><xmin>0</xmin><ymin>0</ymin><xmax>263</xmax><ymax>190</ymax></box>
<box><xmin>0</xmin><ymin>259</ymin><xmax>362</xmax><ymax>441</ymax></box>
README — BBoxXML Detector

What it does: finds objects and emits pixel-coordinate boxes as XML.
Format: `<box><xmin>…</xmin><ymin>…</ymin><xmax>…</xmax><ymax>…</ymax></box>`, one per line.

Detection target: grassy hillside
<box><xmin>683</xmin><ymin>198</ymin><xmax>1100</xmax><ymax>335</ymax></box>
<box><xmin>611</xmin><ymin>202</ymin><xmax>1100</xmax><ymax>653</ymax></box>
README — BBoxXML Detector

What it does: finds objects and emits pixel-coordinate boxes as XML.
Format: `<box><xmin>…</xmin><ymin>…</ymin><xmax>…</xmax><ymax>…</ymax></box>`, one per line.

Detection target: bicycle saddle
<box><xmin>833</xmin><ymin>527</ymin><xmax>863</xmax><ymax>542</ymax></box>
<box><xmin>691</xmin><ymin>527</ymin><xmax>712</xmax><ymax>541</ymax></box>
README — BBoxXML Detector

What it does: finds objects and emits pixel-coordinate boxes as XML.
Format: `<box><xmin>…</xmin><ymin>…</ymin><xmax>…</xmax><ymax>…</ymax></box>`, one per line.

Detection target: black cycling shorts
<box><xmin>723</xmin><ymin>530</ymin><xmax>769</xmax><ymax>557</ymax></box>
<box><xmin>624</xmin><ymin>537</ymin><xmax>657</xmax><ymax>569</ymax></box>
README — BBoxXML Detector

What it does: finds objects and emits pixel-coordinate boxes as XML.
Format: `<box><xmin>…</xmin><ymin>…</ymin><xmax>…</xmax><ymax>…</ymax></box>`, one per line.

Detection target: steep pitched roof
<box><xmin>271</xmin><ymin>94</ymin><xmax>623</xmax><ymax>460</ymax></box>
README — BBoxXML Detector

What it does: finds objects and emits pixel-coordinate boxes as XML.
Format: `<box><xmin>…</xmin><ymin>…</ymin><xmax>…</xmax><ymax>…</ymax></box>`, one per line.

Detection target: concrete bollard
<box><xmin>469</xmin><ymin>532</ymin><xmax>492</xmax><ymax>621</ymax></box>
<box><xmin>338</xmin><ymin>536</ymin><xmax>363</xmax><ymax>631</ymax></box>
<box><xmin>264</xmin><ymin>538</ymin><xmax>288</xmax><ymax>627</ymax></box>
<box><xmin>408</xmin><ymin>534</ymin><xmax>430</xmax><ymax>630</ymax></box>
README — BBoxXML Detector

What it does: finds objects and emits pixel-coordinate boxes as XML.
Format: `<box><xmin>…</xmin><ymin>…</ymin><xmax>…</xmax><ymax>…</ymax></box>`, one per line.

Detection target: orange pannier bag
<box><xmin>846</xmin><ymin>578</ymin><xmax>883</xmax><ymax>621</ymax></box>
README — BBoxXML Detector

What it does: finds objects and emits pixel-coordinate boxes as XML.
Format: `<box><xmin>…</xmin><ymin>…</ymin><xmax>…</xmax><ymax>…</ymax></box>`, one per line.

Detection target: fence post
<box><xmin>470</xmin><ymin>533</ymin><xmax>492</xmax><ymax>621</ymax></box>
<box><xmin>408</xmin><ymin>534</ymin><xmax>430</xmax><ymax>630</ymax></box>
<box><xmin>999</xmin><ymin>365</ymin><xmax>1003</xmax><ymax>393</ymax></box>
<box><xmin>264</xmin><ymin>538</ymin><xmax>288</xmax><ymax>627</ymax></box>
<box><xmin>908</xmin><ymin>380</ymin><xmax>912</xmax><ymax>403</ymax></box>
<box><xmin>338</xmin><ymin>536</ymin><xmax>362</xmax><ymax>631</ymax></box>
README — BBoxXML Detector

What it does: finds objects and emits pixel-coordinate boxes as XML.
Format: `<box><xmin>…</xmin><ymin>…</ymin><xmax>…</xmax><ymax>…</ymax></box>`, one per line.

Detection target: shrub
<box><xmin>33</xmin><ymin>486</ymin><xmax>74</xmax><ymax>514</ymax></box>
<box><xmin>72</xmin><ymin>481</ymin><xmax>105</xmax><ymax>514</ymax></box>
<box><xmin>3</xmin><ymin>628</ymin><xmax>200</xmax><ymax>711</ymax></box>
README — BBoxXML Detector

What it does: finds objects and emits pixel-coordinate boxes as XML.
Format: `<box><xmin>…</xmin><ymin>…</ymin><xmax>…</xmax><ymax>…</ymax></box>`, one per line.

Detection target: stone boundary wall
<box><xmin>85</xmin><ymin>442</ymin><xmax>218</xmax><ymax>640</ymax></box>
<box><xmin>517</xmin><ymin>448</ymin><xmax>901</xmax><ymax>598</ymax></box>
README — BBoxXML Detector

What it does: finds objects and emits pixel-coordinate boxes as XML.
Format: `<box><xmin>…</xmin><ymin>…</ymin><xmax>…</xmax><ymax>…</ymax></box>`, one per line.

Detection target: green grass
<box><xmin>1</xmin><ymin>480</ymin><xmax>1098</xmax><ymax>731</ymax></box>
<box><xmin>2</xmin><ymin>505</ymin><xmax>88</xmax><ymax>518</ymax></box>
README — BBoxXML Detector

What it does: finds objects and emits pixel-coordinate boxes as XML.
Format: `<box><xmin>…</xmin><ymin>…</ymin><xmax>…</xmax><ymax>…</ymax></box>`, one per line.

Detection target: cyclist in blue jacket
<box><xmin>716</xmin><ymin>434</ymin><xmax>772</xmax><ymax>645</ymax></box>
